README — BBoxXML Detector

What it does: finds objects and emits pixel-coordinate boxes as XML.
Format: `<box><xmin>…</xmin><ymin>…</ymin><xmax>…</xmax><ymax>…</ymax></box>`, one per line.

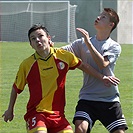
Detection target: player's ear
<box><xmin>48</xmin><ymin>35</ymin><xmax>51</xmax><ymax>41</ymax></box>
<box><xmin>48</xmin><ymin>36</ymin><xmax>54</xmax><ymax>47</ymax></box>
<box><xmin>29</xmin><ymin>40</ymin><xmax>34</xmax><ymax>49</ymax></box>
<box><xmin>29</xmin><ymin>41</ymin><xmax>32</xmax><ymax>46</ymax></box>
<box><xmin>109</xmin><ymin>22</ymin><xmax>115</xmax><ymax>32</ymax></box>
<box><xmin>110</xmin><ymin>22</ymin><xmax>114</xmax><ymax>27</ymax></box>
<box><xmin>49</xmin><ymin>40</ymin><xmax>54</xmax><ymax>47</ymax></box>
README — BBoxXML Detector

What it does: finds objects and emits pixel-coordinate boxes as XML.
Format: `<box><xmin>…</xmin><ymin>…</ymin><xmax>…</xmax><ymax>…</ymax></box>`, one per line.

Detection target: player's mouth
<box><xmin>94</xmin><ymin>19</ymin><xmax>99</xmax><ymax>25</ymax></box>
<box><xmin>95</xmin><ymin>19</ymin><xmax>98</xmax><ymax>23</ymax></box>
<box><xmin>37</xmin><ymin>42</ymin><xmax>43</xmax><ymax>47</ymax></box>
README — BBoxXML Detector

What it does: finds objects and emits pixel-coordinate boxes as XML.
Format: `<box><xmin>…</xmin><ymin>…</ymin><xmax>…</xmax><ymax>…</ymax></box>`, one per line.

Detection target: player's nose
<box><xmin>36</xmin><ymin>37</ymin><xmax>40</xmax><ymax>42</ymax></box>
<box><xmin>98</xmin><ymin>16</ymin><xmax>100</xmax><ymax>20</ymax></box>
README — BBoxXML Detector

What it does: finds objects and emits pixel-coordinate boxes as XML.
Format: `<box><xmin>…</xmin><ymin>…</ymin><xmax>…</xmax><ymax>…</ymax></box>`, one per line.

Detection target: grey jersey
<box><xmin>62</xmin><ymin>36</ymin><xmax>121</xmax><ymax>102</ymax></box>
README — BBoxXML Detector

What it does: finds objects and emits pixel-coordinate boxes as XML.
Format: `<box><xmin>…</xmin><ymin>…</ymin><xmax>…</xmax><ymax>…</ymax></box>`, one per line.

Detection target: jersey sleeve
<box><xmin>64</xmin><ymin>49</ymin><xmax>82</xmax><ymax>70</ymax></box>
<box><xmin>61</xmin><ymin>38</ymin><xmax>84</xmax><ymax>58</ymax></box>
<box><xmin>13</xmin><ymin>61</ymin><xmax>27</xmax><ymax>94</ymax></box>
<box><xmin>69</xmin><ymin>54</ymin><xmax>82</xmax><ymax>70</ymax></box>
<box><xmin>103</xmin><ymin>43</ymin><xmax>121</xmax><ymax>64</ymax></box>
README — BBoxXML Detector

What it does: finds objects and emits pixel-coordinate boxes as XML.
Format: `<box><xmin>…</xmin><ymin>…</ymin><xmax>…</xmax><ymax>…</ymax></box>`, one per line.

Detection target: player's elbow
<box><xmin>77</xmin><ymin>62</ymin><xmax>87</xmax><ymax>72</ymax></box>
<box><xmin>99</xmin><ymin>62</ymin><xmax>109</xmax><ymax>70</ymax></box>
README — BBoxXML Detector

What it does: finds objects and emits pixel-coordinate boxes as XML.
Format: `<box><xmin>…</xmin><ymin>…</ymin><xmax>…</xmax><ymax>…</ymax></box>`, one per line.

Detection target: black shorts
<box><xmin>73</xmin><ymin>100</ymin><xmax>128</xmax><ymax>133</ymax></box>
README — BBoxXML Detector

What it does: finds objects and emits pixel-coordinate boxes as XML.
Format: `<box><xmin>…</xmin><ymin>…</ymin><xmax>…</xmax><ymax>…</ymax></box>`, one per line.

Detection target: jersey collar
<box><xmin>34</xmin><ymin>47</ymin><xmax>55</xmax><ymax>61</ymax></box>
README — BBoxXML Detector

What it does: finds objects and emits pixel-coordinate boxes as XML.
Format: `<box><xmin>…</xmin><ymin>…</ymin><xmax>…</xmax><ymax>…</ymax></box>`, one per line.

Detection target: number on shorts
<box><xmin>32</xmin><ymin>117</ymin><xmax>36</xmax><ymax>127</ymax></box>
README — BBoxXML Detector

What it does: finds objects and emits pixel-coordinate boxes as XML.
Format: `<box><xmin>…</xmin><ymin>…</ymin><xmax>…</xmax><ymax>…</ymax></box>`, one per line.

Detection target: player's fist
<box><xmin>2</xmin><ymin>110</ymin><xmax>14</xmax><ymax>122</ymax></box>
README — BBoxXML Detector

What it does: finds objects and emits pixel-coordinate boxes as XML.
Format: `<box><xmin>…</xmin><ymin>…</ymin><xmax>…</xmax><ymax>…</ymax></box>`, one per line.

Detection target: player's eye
<box><xmin>31</xmin><ymin>37</ymin><xmax>36</xmax><ymax>41</ymax></box>
<box><xmin>39</xmin><ymin>35</ymin><xmax>44</xmax><ymax>37</ymax></box>
<box><xmin>101</xmin><ymin>15</ymin><xmax>107</xmax><ymax>19</ymax></box>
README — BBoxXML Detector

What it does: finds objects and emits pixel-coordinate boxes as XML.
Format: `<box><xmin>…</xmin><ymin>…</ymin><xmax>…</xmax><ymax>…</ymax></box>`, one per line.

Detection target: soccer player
<box><xmin>62</xmin><ymin>8</ymin><xmax>128</xmax><ymax>133</ymax></box>
<box><xmin>2</xmin><ymin>24</ymin><xmax>120</xmax><ymax>133</ymax></box>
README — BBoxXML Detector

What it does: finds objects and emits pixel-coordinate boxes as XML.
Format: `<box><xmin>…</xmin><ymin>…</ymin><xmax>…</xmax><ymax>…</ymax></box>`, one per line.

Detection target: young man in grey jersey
<box><xmin>62</xmin><ymin>8</ymin><xmax>128</xmax><ymax>133</ymax></box>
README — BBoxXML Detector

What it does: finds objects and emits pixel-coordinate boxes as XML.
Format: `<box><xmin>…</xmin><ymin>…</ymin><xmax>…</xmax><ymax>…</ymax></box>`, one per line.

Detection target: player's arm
<box><xmin>2</xmin><ymin>86</ymin><xmax>18</xmax><ymax>122</ymax></box>
<box><xmin>77</xmin><ymin>61</ymin><xmax>120</xmax><ymax>87</ymax></box>
<box><xmin>76</xmin><ymin>28</ymin><xmax>109</xmax><ymax>69</ymax></box>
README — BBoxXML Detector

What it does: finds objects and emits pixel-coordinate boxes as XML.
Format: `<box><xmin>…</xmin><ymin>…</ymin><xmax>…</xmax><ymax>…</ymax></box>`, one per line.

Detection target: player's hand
<box><xmin>76</xmin><ymin>28</ymin><xmax>91</xmax><ymax>45</ymax></box>
<box><xmin>103</xmin><ymin>76</ymin><xmax>120</xmax><ymax>87</ymax></box>
<box><xmin>49</xmin><ymin>40</ymin><xmax>54</xmax><ymax>47</ymax></box>
<box><xmin>2</xmin><ymin>110</ymin><xmax>14</xmax><ymax>122</ymax></box>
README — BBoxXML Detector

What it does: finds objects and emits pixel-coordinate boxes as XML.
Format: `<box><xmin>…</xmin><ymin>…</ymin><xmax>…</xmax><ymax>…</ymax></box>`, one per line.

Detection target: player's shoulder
<box><xmin>54</xmin><ymin>47</ymin><xmax>71</xmax><ymax>54</ymax></box>
<box><xmin>54</xmin><ymin>47</ymin><xmax>76</xmax><ymax>59</ymax></box>
<box><xmin>109</xmin><ymin>38</ymin><xmax>121</xmax><ymax>48</ymax></box>
<box><xmin>107</xmin><ymin>38</ymin><xmax>121</xmax><ymax>54</ymax></box>
<box><xmin>108</xmin><ymin>37</ymin><xmax>119</xmax><ymax>45</ymax></box>
<box><xmin>20</xmin><ymin>54</ymin><xmax>35</xmax><ymax>66</ymax></box>
<box><xmin>72</xmin><ymin>37</ymin><xmax>84</xmax><ymax>44</ymax></box>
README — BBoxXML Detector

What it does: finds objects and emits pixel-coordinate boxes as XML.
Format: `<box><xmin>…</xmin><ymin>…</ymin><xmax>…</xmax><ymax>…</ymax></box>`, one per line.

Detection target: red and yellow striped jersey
<box><xmin>13</xmin><ymin>47</ymin><xmax>81</xmax><ymax>120</ymax></box>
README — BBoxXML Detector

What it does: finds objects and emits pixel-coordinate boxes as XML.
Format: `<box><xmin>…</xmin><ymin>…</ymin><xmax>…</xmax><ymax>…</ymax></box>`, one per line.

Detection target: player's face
<box><xmin>94</xmin><ymin>11</ymin><xmax>113</xmax><ymax>31</ymax></box>
<box><xmin>29</xmin><ymin>29</ymin><xmax>51</xmax><ymax>53</ymax></box>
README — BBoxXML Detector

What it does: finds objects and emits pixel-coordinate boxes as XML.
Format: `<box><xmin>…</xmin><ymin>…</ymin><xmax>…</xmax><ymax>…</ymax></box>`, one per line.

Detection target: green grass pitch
<box><xmin>0</xmin><ymin>42</ymin><xmax>132</xmax><ymax>132</ymax></box>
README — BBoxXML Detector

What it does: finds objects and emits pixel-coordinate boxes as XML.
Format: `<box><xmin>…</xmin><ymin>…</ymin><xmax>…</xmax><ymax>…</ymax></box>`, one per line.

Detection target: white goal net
<box><xmin>0</xmin><ymin>1</ymin><xmax>77</xmax><ymax>43</ymax></box>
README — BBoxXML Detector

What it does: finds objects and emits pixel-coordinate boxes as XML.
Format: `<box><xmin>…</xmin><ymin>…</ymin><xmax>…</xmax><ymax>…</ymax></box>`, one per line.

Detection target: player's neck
<box><xmin>96</xmin><ymin>31</ymin><xmax>110</xmax><ymax>41</ymax></box>
<box><xmin>37</xmin><ymin>48</ymin><xmax>51</xmax><ymax>59</ymax></box>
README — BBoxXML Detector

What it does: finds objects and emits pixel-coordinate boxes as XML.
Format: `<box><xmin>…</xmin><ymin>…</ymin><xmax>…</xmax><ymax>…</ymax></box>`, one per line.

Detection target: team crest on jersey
<box><xmin>57</xmin><ymin>62</ymin><xmax>65</xmax><ymax>70</ymax></box>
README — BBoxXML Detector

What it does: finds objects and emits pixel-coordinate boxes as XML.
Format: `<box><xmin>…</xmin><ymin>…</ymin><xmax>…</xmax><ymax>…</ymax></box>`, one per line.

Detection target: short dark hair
<box><xmin>28</xmin><ymin>24</ymin><xmax>50</xmax><ymax>40</ymax></box>
<box><xmin>104</xmin><ymin>8</ymin><xmax>119</xmax><ymax>32</ymax></box>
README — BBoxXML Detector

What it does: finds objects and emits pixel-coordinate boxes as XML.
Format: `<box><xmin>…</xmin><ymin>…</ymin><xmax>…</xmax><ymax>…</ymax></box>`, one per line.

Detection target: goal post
<box><xmin>0</xmin><ymin>1</ymin><xmax>77</xmax><ymax>43</ymax></box>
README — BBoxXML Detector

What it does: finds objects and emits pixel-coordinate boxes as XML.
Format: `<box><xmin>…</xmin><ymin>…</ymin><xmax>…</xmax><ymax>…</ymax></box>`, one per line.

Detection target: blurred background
<box><xmin>0</xmin><ymin>0</ymin><xmax>132</xmax><ymax>44</ymax></box>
